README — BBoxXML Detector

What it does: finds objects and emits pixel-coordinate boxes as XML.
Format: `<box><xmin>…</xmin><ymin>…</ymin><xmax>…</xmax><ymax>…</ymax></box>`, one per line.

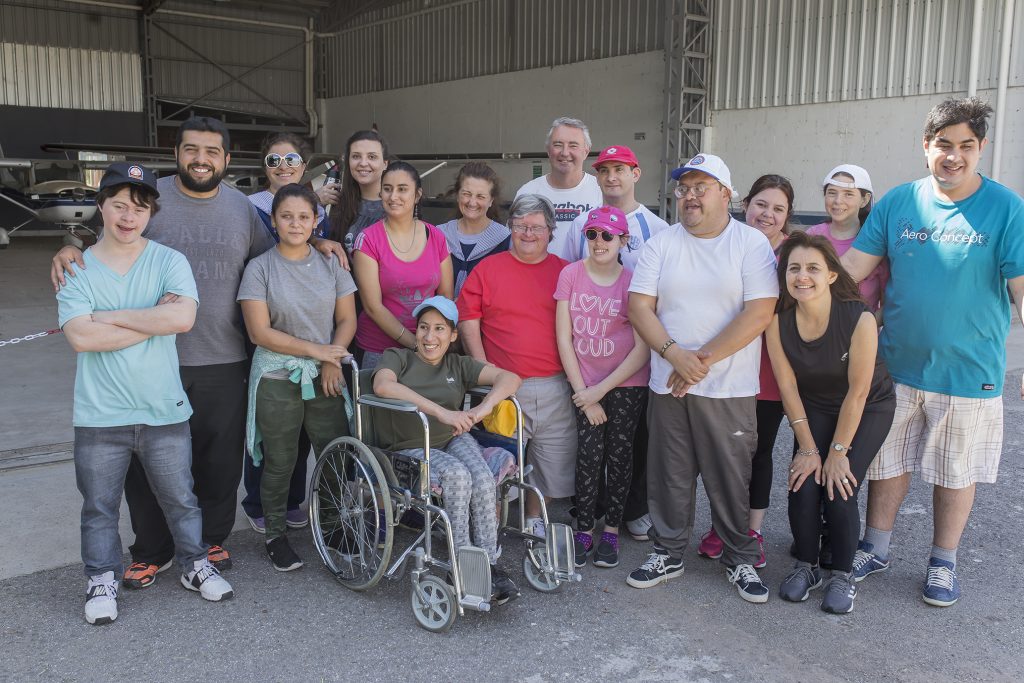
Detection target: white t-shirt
<box><xmin>515</xmin><ymin>173</ymin><xmax>602</xmax><ymax>257</ymax></box>
<box><xmin>628</xmin><ymin>218</ymin><xmax>779</xmax><ymax>398</ymax></box>
<box><xmin>562</xmin><ymin>203</ymin><xmax>671</xmax><ymax>271</ymax></box>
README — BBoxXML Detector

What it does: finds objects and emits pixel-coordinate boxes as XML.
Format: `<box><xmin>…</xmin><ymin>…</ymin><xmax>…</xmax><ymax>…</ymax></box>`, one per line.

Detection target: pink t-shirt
<box><xmin>553</xmin><ymin>261</ymin><xmax>649</xmax><ymax>388</ymax></box>
<box><xmin>354</xmin><ymin>221</ymin><xmax>449</xmax><ymax>353</ymax></box>
<box><xmin>807</xmin><ymin>222</ymin><xmax>889</xmax><ymax>311</ymax></box>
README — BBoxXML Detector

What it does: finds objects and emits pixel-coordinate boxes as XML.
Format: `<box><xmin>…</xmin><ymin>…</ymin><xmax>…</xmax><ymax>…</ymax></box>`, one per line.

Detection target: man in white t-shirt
<box><xmin>515</xmin><ymin>116</ymin><xmax>602</xmax><ymax>257</ymax></box>
<box><xmin>625</xmin><ymin>153</ymin><xmax>779</xmax><ymax>604</ymax></box>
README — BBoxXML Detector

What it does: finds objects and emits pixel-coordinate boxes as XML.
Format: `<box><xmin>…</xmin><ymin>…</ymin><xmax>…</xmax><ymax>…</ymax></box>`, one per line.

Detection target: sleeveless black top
<box><xmin>779</xmin><ymin>299</ymin><xmax>895</xmax><ymax>413</ymax></box>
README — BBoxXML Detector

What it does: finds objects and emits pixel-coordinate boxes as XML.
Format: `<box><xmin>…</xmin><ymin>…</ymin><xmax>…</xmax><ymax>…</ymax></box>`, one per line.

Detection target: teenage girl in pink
<box><xmin>555</xmin><ymin>206</ymin><xmax>649</xmax><ymax>570</ymax></box>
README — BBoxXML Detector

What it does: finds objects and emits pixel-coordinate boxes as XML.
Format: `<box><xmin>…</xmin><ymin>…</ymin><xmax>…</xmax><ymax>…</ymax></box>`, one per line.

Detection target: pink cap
<box><xmin>583</xmin><ymin>205</ymin><xmax>629</xmax><ymax>236</ymax></box>
<box><xmin>592</xmin><ymin>145</ymin><xmax>639</xmax><ymax>169</ymax></box>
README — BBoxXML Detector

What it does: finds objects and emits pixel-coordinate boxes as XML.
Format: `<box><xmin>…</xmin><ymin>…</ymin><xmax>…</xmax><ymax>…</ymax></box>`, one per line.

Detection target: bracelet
<box><xmin>795</xmin><ymin>447</ymin><xmax>819</xmax><ymax>457</ymax></box>
<box><xmin>789</xmin><ymin>417</ymin><xmax>808</xmax><ymax>427</ymax></box>
<box><xmin>394</xmin><ymin>328</ymin><xmax>407</xmax><ymax>343</ymax></box>
<box><xmin>659</xmin><ymin>339</ymin><xmax>676</xmax><ymax>357</ymax></box>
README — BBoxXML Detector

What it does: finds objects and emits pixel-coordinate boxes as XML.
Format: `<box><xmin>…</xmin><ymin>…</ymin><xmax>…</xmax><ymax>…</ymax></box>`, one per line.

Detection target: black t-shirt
<box><xmin>779</xmin><ymin>299</ymin><xmax>895</xmax><ymax>413</ymax></box>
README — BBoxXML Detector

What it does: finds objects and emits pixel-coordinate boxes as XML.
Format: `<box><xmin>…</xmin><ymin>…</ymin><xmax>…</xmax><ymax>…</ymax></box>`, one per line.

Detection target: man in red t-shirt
<box><xmin>458</xmin><ymin>193</ymin><xmax>575</xmax><ymax>538</ymax></box>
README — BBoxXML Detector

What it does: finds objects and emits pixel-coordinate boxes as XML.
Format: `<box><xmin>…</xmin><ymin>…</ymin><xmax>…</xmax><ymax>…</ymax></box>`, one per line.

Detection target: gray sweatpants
<box><xmin>646</xmin><ymin>391</ymin><xmax>759</xmax><ymax>566</ymax></box>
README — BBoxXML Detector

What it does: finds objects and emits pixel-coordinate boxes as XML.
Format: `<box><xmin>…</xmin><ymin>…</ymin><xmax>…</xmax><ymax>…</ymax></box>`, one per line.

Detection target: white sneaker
<box><xmin>181</xmin><ymin>559</ymin><xmax>234</xmax><ymax>601</ymax></box>
<box><xmin>626</xmin><ymin>514</ymin><xmax>653</xmax><ymax>541</ymax></box>
<box><xmin>85</xmin><ymin>571</ymin><xmax>118</xmax><ymax>625</ymax></box>
<box><xmin>525</xmin><ymin>517</ymin><xmax>546</xmax><ymax>539</ymax></box>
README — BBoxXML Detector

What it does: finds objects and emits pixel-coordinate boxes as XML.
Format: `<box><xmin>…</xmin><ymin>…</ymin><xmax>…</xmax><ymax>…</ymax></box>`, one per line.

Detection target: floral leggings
<box><xmin>574</xmin><ymin>387</ymin><xmax>646</xmax><ymax>530</ymax></box>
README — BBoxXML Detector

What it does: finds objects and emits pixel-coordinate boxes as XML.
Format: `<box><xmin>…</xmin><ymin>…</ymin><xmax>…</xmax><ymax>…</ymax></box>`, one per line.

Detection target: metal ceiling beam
<box><xmin>316</xmin><ymin>0</ymin><xmax>399</xmax><ymax>33</ymax></box>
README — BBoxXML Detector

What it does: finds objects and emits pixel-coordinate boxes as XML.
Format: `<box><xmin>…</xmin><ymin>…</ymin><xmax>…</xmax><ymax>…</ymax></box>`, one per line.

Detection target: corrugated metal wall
<box><xmin>318</xmin><ymin>0</ymin><xmax>665</xmax><ymax>97</ymax></box>
<box><xmin>712</xmin><ymin>0</ymin><xmax>1023</xmax><ymax>111</ymax></box>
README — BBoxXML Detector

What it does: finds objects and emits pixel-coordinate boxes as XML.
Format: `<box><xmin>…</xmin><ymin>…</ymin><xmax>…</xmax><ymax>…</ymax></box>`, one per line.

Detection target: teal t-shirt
<box><xmin>57</xmin><ymin>241</ymin><xmax>199</xmax><ymax>427</ymax></box>
<box><xmin>853</xmin><ymin>176</ymin><xmax>1024</xmax><ymax>398</ymax></box>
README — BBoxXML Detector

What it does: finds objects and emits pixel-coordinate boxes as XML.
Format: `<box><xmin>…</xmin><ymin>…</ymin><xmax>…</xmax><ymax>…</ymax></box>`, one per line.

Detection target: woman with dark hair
<box><xmin>353</xmin><ymin>161</ymin><xmax>454</xmax><ymax>369</ymax></box>
<box><xmin>436</xmin><ymin>162</ymin><xmax>511</xmax><ymax>296</ymax></box>
<box><xmin>698</xmin><ymin>174</ymin><xmax>796</xmax><ymax>568</ymax></box>
<box><xmin>238</xmin><ymin>183</ymin><xmax>358</xmax><ymax>572</ymax></box>
<box><xmin>807</xmin><ymin>164</ymin><xmax>888</xmax><ymax>312</ymax></box>
<box><xmin>766</xmin><ymin>231</ymin><xmax>895</xmax><ymax>614</ymax></box>
<box><xmin>328</xmin><ymin>130</ymin><xmax>389</xmax><ymax>253</ymax></box>
<box><xmin>248</xmin><ymin>132</ymin><xmax>331</xmax><ymax>240</ymax></box>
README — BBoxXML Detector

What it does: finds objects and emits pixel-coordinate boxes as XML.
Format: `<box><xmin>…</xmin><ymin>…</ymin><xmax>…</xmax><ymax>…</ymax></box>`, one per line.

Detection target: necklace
<box><xmin>384</xmin><ymin>218</ymin><xmax>417</xmax><ymax>254</ymax></box>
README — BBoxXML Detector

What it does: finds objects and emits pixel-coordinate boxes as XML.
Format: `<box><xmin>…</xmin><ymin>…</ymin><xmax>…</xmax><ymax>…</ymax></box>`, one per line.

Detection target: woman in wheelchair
<box><xmin>371</xmin><ymin>295</ymin><xmax>523</xmax><ymax>603</ymax></box>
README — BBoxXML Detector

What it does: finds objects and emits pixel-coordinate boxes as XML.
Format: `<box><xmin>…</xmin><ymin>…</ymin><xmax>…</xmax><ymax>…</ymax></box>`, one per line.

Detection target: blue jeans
<box><xmin>74</xmin><ymin>422</ymin><xmax>206</xmax><ymax>577</ymax></box>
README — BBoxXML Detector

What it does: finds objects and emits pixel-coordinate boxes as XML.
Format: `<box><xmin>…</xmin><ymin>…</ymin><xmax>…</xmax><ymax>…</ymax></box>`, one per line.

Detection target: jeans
<box><xmin>74</xmin><ymin>421</ymin><xmax>206</xmax><ymax>577</ymax></box>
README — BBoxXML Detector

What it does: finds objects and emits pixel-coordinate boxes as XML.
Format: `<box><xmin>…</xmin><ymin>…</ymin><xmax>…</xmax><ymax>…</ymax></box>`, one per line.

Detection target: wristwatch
<box><xmin>831</xmin><ymin>442</ymin><xmax>850</xmax><ymax>454</ymax></box>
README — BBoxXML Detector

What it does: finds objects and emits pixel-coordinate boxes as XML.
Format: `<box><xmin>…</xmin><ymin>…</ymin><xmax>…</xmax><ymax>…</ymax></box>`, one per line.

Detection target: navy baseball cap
<box><xmin>99</xmin><ymin>162</ymin><xmax>160</xmax><ymax>198</ymax></box>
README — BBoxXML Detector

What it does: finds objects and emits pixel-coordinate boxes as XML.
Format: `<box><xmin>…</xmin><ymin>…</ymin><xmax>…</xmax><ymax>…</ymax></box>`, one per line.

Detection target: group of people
<box><xmin>52</xmin><ymin>96</ymin><xmax>1023</xmax><ymax>625</ymax></box>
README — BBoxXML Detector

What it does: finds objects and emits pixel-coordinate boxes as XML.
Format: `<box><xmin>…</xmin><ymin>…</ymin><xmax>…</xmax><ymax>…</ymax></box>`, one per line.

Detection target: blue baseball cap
<box><xmin>99</xmin><ymin>162</ymin><xmax>160</xmax><ymax>197</ymax></box>
<box><xmin>412</xmin><ymin>296</ymin><xmax>459</xmax><ymax>325</ymax></box>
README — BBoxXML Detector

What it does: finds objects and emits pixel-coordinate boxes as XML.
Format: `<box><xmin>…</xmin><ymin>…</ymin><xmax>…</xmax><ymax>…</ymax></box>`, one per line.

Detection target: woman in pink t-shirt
<box><xmin>555</xmin><ymin>206</ymin><xmax>650</xmax><ymax>570</ymax></box>
<box><xmin>807</xmin><ymin>164</ymin><xmax>888</xmax><ymax>313</ymax></box>
<box><xmin>353</xmin><ymin>162</ymin><xmax>454</xmax><ymax>369</ymax></box>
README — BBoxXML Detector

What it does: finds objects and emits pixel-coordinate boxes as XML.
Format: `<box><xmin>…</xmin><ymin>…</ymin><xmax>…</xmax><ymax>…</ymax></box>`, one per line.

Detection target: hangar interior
<box><xmin>1</xmin><ymin>0</ymin><xmax>1021</xmax><ymax>217</ymax></box>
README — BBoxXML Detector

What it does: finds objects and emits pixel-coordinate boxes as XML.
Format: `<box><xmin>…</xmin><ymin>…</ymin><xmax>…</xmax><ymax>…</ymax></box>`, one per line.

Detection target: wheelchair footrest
<box><xmin>548</xmin><ymin>523</ymin><xmax>581</xmax><ymax>581</ymax></box>
<box><xmin>456</xmin><ymin>546</ymin><xmax>492</xmax><ymax>611</ymax></box>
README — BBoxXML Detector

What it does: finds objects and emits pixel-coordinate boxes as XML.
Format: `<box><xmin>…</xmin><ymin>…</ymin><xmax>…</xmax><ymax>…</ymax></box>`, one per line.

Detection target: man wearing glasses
<box><xmin>626</xmin><ymin>154</ymin><xmax>779</xmax><ymax>603</ymax></box>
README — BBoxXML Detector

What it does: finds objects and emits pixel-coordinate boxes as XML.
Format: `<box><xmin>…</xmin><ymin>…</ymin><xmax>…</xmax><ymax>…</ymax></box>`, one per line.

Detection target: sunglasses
<box><xmin>265</xmin><ymin>152</ymin><xmax>304</xmax><ymax>168</ymax></box>
<box><xmin>585</xmin><ymin>229</ymin><xmax>618</xmax><ymax>242</ymax></box>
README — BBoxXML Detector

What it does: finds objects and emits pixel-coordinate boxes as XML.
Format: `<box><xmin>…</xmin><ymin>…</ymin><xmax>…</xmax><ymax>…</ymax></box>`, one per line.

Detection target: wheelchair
<box><xmin>308</xmin><ymin>357</ymin><xmax>581</xmax><ymax>632</ymax></box>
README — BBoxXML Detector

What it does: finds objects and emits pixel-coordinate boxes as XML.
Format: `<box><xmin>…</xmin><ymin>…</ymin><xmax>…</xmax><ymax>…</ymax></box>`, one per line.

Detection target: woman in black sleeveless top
<box><xmin>766</xmin><ymin>231</ymin><xmax>895</xmax><ymax>614</ymax></box>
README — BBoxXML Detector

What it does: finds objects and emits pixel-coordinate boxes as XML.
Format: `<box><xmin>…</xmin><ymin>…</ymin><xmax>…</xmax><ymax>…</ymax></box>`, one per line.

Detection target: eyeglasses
<box><xmin>585</xmin><ymin>229</ymin><xmax>616</xmax><ymax>242</ymax></box>
<box><xmin>265</xmin><ymin>152</ymin><xmax>304</xmax><ymax>168</ymax></box>
<box><xmin>673</xmin><ymin>182</ymin><xmax>712</xmax><ymax>199</ymax></box>
<box><xmin>510</xmin><ymin>223</ymin><xmax>549</xmax><ymax>236</ymax></box>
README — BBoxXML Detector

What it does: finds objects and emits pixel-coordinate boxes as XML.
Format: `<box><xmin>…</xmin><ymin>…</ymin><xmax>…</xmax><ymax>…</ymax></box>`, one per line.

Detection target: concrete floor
<box><xmin>2</xmin><ymin>237</ymin><xmax>1023</xmax><ymax>682</ymax></box>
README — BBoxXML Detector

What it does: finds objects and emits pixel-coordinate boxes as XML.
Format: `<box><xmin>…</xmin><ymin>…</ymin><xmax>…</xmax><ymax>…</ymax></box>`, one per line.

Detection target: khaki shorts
<box><xmin>867</xmin><ymin>383</ymin><xmax>1003</xmax><ymax>488</ymax></box>
<box><xmin>517</xmin><ymin>374</ymin><xmax>577</xmax><ymax>499</ymax></box>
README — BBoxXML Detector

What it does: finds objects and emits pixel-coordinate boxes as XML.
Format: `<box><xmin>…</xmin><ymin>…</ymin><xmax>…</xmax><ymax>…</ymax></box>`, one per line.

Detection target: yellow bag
<box><xmin>481</xmin><ymin>399</ymin><xmax>517</xmax><ymax>437</ymax></box>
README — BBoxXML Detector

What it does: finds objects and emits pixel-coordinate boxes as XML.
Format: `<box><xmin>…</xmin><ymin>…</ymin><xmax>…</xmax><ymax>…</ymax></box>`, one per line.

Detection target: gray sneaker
<box><xmin>779</xmin><ymin>562</ymin><xmax>823</xmax><ymax>602</ymax></box>
<box><xmin>820</xmin><ymin>571</ymin><xmax>857</xmax><ymax>614</ymax></box>
<box><xmin>84</xmin><ymin>571</ymin><xmax>119</xmax><ymax>625</ymax></box>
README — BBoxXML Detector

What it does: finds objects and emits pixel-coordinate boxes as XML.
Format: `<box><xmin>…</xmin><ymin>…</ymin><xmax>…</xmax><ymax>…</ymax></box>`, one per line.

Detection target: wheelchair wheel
<box><xmin>310</xmin><ymin>436</ymin><xmax>393</xmax><ymax>591</ymax></box>
<box><xmin>522</xmin><ymin>545</ymin><xmax>562</xmax><ymax>593</ymax></box>
<box><xmin>410</xmin><ymin>574</ymin><xmax>457</xmax><ymax>633</ymax></box>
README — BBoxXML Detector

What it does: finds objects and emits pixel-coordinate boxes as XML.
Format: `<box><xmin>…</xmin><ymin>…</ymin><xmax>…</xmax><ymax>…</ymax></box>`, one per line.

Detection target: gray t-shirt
<box><xmin>237</xmin><ymin>244</ymin><xmax>357</xmax><ymax>353</ymax></box>
<box><xmin>143</xmin><ymin>176</ymin><xmax>275</xmax><ymax>366</ymax></box>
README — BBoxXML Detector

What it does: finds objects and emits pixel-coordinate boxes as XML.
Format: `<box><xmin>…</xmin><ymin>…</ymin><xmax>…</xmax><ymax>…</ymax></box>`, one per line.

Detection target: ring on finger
<box><xmin>842</xmin><ymin>477</ymin><xmax>850</xmax><ymax>484</ymax></box>
<box><xmin>789</xmin><ymin>468</ymin><xmax>795</xmax><ymax>473</ymax></box>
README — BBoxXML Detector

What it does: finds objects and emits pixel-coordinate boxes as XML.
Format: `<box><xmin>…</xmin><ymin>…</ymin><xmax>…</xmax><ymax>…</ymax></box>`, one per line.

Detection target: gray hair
<box><xmin>545</xmin><ymin>116</ymin><xmax>592</xmax><ymax>149</ymax></box>
<box><xmin>507</xmin><ymin>193</ymin><xmax>556</xmax><ymax>233</ymax></box>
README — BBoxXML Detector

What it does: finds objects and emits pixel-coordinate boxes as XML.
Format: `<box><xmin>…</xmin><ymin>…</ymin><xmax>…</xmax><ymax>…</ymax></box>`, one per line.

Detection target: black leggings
<box><xmin>749</xmin><ymin>399</ymin><xmax>784</xmax><ymax>510</ymax></box>
<box><xmin>788</xmin><ymin>402</ymin><xmax>895</xmax><ymax>572</ymax></box>
<box><xmin>574</xmin><ymin>387</ymin><xmax>645</xmax><ymax>530</ymax></box>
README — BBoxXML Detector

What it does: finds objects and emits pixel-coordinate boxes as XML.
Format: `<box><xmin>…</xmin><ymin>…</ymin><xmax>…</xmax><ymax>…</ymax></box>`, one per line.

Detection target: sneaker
<box><xmin>726</xmin><ymin>563</ymin><xmax>769</xmax><ymax>603</ymax></box>
<box><xmin>821</xmin><ymin>571</ymin><xmax>857</xmax><ymax>614</ymax></box>
<box><xmin>573</xmin><ymin>531</ymin><xmax>593</xmax><ymax>568</ymax></box>
<box><xmin>779</xmin><ymin>562</ymin><xmax>823</xmax><ymax>602</ymax></box>
<box><xmin>697</xmin><ymin>527</ymin><xmax>724</xmax><ymax>560</ymax></box>
<box><xmin>922</xmin><ymin>557</ymin><xmax>961</xmax><ymax>607</ymax></box>
<box><xmin>526</xmin><ymin>516</ymin><xmax>546</xmax><ymax>540</ymax></box>
<box><xmin>749</xmin><ymin>529</ymin><xmax>766</xmax><ymax>568</ymax></box>
<box><xmin>491</xmin><ymin>566</ymin><xmax>520</xmax><ymax>606</ymax></box>
<box><xmin>626</xmin><ymin>548</ymin><xmax>684</xmax><ymax>588</ymax></box>
<box><xmin>246</xmin><ymin>513</ymin><xmax>266</xmax><ymax>534</ymax></box>
<box><xmin>181</xmin><ymin>559</ymin><xmax>234</xmax><ymax>601</ymax></box>
<box><xmin>625</xmin><ymin>514</ymin><xmax>653</xmax><ymax>541</ymax></box>
<box><xmin>851</xmin><ymin>540</ymin><xmax>889</xmax><ymax>582</ymax></box>
<box><xmin>84</xmin><ymin>572</ymin><xmax>118</xmax><ymax>625</ymax></box>
<box><xmin>266</xmin><ymin>536</ymin><xmax>303</xmax><ymax>572</ymax></box>
<box><xmin>207</xmin><ymin>545</ymin><xmax>232</xmax><ymax>571</ymax></box>
<box><xmin>286</xmin><ymin>507</ymin><xmax>308</xmax><ymax>529</ymax></box>
<box><xmin>592</xmin><ymin>532</ymin><xmax>620</xmax><ymax>568</ymax></box>
<box><xmin>123</xmin><ymin>559</ymin><xmax>172</xmax><ymax>590</ymax></box>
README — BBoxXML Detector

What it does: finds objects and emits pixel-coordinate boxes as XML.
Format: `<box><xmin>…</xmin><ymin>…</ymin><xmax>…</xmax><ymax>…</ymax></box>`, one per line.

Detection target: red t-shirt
<box><xmin>457</xmin><ymin>251</ymin><xmax>566</xmax><ymax>379</ymax></box>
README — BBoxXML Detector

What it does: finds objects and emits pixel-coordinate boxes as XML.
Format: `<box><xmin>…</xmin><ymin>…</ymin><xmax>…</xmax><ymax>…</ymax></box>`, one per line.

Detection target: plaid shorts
<box><xmin>867</xmin><ymin>383</ymin><xmax>1003</xmax><ymax>488</ymax></box>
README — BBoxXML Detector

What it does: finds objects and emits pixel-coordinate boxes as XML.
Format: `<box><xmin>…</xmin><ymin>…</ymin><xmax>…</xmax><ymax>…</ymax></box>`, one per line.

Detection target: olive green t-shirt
<box><xmin>371</xmin><ymin>348</ymin><xmax>485</xmax><ymax>450</ymax></box>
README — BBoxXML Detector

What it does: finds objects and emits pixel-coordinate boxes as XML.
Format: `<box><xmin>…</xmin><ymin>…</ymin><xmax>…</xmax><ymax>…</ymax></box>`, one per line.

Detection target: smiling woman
<box><xmin>247</xmin><ymin>133</ymin><xmax>329</xmax><ymax>242</ymax></box>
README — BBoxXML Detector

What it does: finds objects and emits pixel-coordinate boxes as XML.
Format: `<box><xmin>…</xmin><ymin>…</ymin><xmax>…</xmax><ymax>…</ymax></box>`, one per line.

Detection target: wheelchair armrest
<box><xmin>466</xmin><ymin>386</ymin><xmax>492</xmax><ymax>399</ymax></box>
<box><xmin>358</xmin><ymin>394</ymin><xmax>421</xmax><ymax>413</ymax></box>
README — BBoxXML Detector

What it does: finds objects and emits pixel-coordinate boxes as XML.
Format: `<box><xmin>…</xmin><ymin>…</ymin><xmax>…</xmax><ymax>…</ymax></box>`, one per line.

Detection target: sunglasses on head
<box><xmin>585</xmin><ymin>229</ymin><xmax>617</xmax><ymax>242</ymax></box>
<box><xmin>265</xmin><ymin>152</ymin><xmax>304</xmax><ymax>168</ymax></box>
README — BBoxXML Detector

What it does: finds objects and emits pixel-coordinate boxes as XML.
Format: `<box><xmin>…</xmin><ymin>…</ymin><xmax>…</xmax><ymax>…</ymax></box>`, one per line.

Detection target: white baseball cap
<box><xmin>671</xmin><ymin>153</ymin><xmax>735</xmax><ymax>197</ymax></box>
<box><xmin>822</xmin><ymin>164</ymin><xmax>873</xmax><ymax>193</ymax></box>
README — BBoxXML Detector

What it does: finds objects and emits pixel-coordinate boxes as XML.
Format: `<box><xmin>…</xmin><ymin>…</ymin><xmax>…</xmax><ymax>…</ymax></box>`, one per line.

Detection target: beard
<box><xmin>177</xmin><ymin>161</ymin><xmax>225</xmax><ymax>193</ymax></box>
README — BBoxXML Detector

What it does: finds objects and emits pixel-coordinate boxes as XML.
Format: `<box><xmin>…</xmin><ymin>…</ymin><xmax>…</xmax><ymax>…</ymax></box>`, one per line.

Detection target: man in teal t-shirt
<box><xmin>843</xmin><ymin>97</ymin><xmax>1024</xmax><ymax>608</ymax></box>
<box><xmin>57</xmin><ymin>162</ymin><xmax>232</xmax><ymax>626</ymax></box>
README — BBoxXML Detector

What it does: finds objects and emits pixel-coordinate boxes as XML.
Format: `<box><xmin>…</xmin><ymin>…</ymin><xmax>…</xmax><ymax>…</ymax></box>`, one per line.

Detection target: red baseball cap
<box><xmin>592</xmin><ymin>145</ymin><xmax>639</xmax><ymax>169</ymax></box>
<box><xmin>583</xmin><ymin>206</ymin><xmax>629</xmax><ymax>236</ymax></box>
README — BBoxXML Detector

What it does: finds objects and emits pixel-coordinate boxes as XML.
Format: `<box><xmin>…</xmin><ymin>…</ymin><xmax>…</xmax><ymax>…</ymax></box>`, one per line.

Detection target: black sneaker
<box><xmin>266</xmin><ymin>536</ymin><xmax>303</xmax><ymax>572</ymax></box>
<box><xmin>726</xmin><ymin>563</ymin><xmax>769</xmax><ymax>603</ymax></box>
<box><xmin>573</xmin><ymin>531</ymin><xmax>593</xmax><ymax>568</ymax></box>
<box><xmin>592</xmin><ymin>532</ymin><xmax>620</xmax><ymax>568</ymax></box>
<box><xmin>491</xmin><ymin>566</ymin><xmax>520</xmax><ymax>606</ymax></box>
<box><xmin>626</xmin><ymin>548</ymin><xmax>684</xmax><ymax>588</ymax></box>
